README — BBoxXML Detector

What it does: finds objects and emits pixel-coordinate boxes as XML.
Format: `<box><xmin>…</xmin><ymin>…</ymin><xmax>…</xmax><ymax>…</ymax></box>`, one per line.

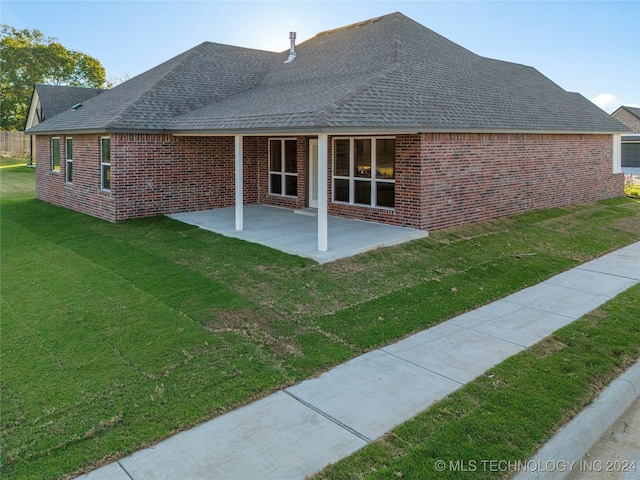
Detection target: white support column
<box><xmin>317</xmin><ymin>133</ymin><xmax>328</xmax><ymax>252</ymax></box>
<box><xmin>613</xmin><ymin>134</ymin><xmax>622</xmax><ymax>174</ymax></box>
<box><xmin>235</xmin><ymin>135</ymin><xmax>243</xmax><ymax>230</ymax></box>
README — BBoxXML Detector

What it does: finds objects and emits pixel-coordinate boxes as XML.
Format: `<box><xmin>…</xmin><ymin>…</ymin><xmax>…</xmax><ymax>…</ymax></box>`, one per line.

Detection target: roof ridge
<box><xmin>35</xmin><ymin>83</ymin><xmax>105</xmax><ymax>93</ymax></box>
<box><xmin>314</xmin><ymin>27</ymin><xmax>402</xmax><ymax>126</ymax></box>
<box><xmin>314</xmin><ymin>12</ymin><xmax>401</xmax><ymax>39</ymax></box>
<box><xmin>105</xmin><ymin>45</ymin><xmax>203</xmax><ymax>129</ymax></box>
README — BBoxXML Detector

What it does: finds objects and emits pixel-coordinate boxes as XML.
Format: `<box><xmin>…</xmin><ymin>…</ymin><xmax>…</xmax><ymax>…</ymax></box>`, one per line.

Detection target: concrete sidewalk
<box><xmin>78</xmin><ymin>242</ymin><xmax>640</xmax><ymax>480</ymax></box>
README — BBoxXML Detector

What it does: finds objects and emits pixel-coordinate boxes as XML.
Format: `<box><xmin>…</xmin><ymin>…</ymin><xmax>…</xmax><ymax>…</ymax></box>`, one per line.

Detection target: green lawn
<box><xmin>1</xmin><ymin>161</ymin><xmax>639</xmax><ymax>479</ymax></box>
<box><xmin>0</xmin><ymin>157</ymin><xmax>29</xmax><ymax>167</ymax></box>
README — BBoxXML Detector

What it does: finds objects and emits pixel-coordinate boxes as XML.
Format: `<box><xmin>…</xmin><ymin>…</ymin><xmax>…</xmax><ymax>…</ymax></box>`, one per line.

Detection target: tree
<box><xmin>0</xmin><ymin>25</ymin><xmax>106</xmax><ymax>130</ymax></box>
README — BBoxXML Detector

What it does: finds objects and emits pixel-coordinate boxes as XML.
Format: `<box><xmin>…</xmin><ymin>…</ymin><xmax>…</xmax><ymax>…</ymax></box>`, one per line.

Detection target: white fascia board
<box><xmin>29</xmin><ymin>127</ymin><xmax>629</xmax><ymax>137</ymax></box>
<box><xmin>27</xmin><ymin>129</ymin><xmax>109</xmax><ymax>136</ymax></box>
<box><xmin>171</xmin><ymin>127</ymin><xmax>628</xmax><ymax>137</ymax></box>
<box><xmin>25</xmin><ymin>89</ymin><xmax>40</xmax><ymax>130</ymax></box>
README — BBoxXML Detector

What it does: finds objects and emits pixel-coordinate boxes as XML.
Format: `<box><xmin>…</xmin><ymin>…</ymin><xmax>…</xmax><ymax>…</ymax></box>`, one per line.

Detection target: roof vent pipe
<box><xmin>284</xmin><ymin>32</ymin><xmax>296</xmax><ymax>63</ymax></box>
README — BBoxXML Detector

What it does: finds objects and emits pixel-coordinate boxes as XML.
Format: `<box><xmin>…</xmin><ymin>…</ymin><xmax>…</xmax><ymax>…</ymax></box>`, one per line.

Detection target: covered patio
<box><xmin>168</xmin><ymin>205</ymin><xmax>429</xmax><ymax>264</ymax></box>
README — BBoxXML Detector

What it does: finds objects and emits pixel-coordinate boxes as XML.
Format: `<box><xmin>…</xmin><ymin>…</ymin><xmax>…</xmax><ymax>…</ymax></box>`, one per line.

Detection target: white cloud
<box><xmin>590</xmin><ymin>94</ymin><xmax>640</xmax><ymax>114</ymax></box>
<box><xmin>591</xmin><ymin>93</ymin><xmax>620</xmax><ymax>114</ymax></box>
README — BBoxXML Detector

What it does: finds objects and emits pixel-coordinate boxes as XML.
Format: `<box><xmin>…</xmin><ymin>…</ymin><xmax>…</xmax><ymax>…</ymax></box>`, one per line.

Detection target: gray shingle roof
<box><xmin>28</xmin><ymin>43</ymin><xmax>277</xmax><ymax>133</ymax></box>
<box><xmin>32</xmin><ymin>84</ymin><xmax>104</xmax><ymax>121</ymax></box>
<box><xmin>616</xmin><ymin>106</ymin><xmax>640</xmax><ymax>121</ymax></box>
<box><xmin>27</xmin><ymin>12</ymin><xmax>628</xmax><ymax>135</ymax></box>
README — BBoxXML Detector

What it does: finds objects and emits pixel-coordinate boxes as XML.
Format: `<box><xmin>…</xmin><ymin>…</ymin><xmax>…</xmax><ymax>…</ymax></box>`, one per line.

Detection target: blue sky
<box><xmin>3</xmin><ymin>1</ymin><xmax>639</xmax><ymax>113</ymax></box>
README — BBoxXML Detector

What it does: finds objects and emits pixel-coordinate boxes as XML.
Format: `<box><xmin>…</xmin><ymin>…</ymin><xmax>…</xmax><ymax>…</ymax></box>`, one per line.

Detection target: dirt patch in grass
<box><xmin>531</xmin><ymin>337</ymin><xmax>568</xmax><ymax>359</ymax></box>
<box><xmin>206</xmin><ymin>307</ymin><xmax>268</xmax><ymax>330</ymax></box>
<box><xmin>612</xmin><ymin>214</ymin><xmax>640</xmax><ymax>235</ymax></box>
<box><xmin>205</xmin><ymin>308</ymin><xmax>304</xmax><ymax>359</ymax></box>
<box><xmin>437</xmin><ymin>217</ymin><xmax>517</xmax><ymax>242</ymax></box>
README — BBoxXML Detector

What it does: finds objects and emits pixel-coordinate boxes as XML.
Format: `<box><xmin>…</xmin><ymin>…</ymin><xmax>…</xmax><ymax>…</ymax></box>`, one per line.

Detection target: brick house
<box><xmin>26</xmin><ymin>12</ymin><xmax>628</xmax><ymax>252</ymax></box>
<box><xmin>612</xmin><ymin>106</ymin><xmax>640</xmax><ymax>168</ymax></box>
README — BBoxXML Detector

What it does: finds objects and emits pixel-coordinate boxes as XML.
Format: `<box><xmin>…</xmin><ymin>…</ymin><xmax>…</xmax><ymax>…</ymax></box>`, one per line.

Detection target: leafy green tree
<box><xmin>0</xmin><ymin>25</ymin><xmax>106</xmax><ymax>130</ymax></box>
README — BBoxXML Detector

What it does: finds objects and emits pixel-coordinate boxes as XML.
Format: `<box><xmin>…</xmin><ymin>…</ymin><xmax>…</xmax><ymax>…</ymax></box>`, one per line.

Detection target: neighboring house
<box><xmin>24</xmin><ymin>84</ymin><xmax>104</xmax><ymax>162</ymax></box>
<box><xmin>26</xmin><ymin>12</ymin><xmax>628</xmax><ymax>252</ymax></box>
<box><xmin>612</xmin><ymin>106</ymin><xmax>640</xmax><ymax>168</ymax></box>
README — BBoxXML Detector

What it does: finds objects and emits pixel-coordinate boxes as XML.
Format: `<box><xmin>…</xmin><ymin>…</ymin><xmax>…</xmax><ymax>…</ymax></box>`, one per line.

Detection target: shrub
<box><xmin>624</xmin><ymin>174</ymin><xmax>640</xmax><ymax>198</ymax></box>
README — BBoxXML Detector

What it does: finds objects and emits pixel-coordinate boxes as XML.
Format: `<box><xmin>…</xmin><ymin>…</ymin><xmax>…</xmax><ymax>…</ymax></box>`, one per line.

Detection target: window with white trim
<box><xmin>51</xmin><ymin>137</ymin><xmax>60</xmax><ymax>172</ymax></box>
<box><xmin>333</xmin><ymin>137</ymin><xmax>395</xmax><ymax>208</ymax></box>
<box><xmin>100</xmin><ymin>137</ymin><xmax>111</xmax><ymax>191</ymax></box>
<box><xmin>269</xmin><ymin>138</ymin><xmax>297</xmax><ymax>197</ymax></box>
<box><xmin>65</xmin><ymin>137</ymin><xmax>73</xmax><ymax>183</ymax></box>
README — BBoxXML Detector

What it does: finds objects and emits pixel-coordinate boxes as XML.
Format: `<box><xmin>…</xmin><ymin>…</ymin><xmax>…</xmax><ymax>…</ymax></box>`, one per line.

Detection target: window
<box><xmin>332</xmin><ymin>137</ymin><xmax>395</xmax><ymax>208</ymax></box>
<box><xmin>65</xmin><ymin>138</ymin><xmax>73</xmax><ymax>183</ymax></box>
<box><xmin>51</xmin><ymin>137</ymin><xmax>60</xmax><ymax>172</ymax></box>
<box><xmin>269</xmin><ymin>138</ymin><xmax>297</xmax><ymax>197</ymax></box>
<box><xmin>101</xmin><ymin>137</ymin><xmax>111</xmax><ymax>190</ymax></box>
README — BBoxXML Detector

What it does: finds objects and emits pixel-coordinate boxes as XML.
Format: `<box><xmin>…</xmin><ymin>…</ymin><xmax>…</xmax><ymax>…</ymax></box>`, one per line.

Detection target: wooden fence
<box><xmin>0</xmin><ymin>131</ymin><xmax>31</xmax><ymax>158</ymax></box>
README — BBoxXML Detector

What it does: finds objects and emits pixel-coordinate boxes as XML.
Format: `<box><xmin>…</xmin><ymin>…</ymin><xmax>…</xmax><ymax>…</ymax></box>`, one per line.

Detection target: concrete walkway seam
<box><xmin>513</xmin><ymin>361</ymin><xmax>640</xmax><ymax>480</ymax></box>
<box><xmin>283</xmin><ymin>390</ymin><xmax>374</xmax><ymax>443</ymax></box>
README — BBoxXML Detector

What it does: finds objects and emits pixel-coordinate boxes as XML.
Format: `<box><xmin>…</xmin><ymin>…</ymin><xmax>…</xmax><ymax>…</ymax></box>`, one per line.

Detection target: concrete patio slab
<box><xmin>382</xmin><ymin>322</ymin><xmax>524</xmax><ymax>383</ymax></box>
<box><xmin>168</xmin><ymin>205</ymin><xmax>428</xmax><ymax>263</ymax></box>
<box><xmin>450</xmin><ymin>301</ymin><xmax>576</xmax><ymax>348</ymax></box>
<box><xmin>286</xmin><ymin>349</ymin><xmax>461</xmax><ymax>441</ymax></box>
<box><xmin>118</xmin><ymin>391</ymin><xmax>367</xmax><ymax>480</ymax></box>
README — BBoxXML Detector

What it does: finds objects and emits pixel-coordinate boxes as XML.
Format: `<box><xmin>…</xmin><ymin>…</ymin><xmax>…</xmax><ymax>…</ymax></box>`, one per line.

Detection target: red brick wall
<box><xmin>243</xmin><ymin>137</ymin><xmax>262</xmax><ymax>205</ymax></box>
<box><xmin>418</xmin><ymin>133</ymin><xmax>623</xmax><ymax>231</ymax></box>
<box><xmin>36</xmin><ymin>132</ymin><xmax>623</xmax><ymax>231</ymax></box>
<box><xmin>36</xmin><ymin>134</ymin><xmax>262</xmax><ymax>222</ymax></box>
<box><xmin>36</xmin><ymin>134</ymin><xmax>116</xmax><ymax>221</ymax></box>
<box><xmin>114</xmin><ymin>134</ymin><xmax>236</xmax><ymax>220</ymax></box>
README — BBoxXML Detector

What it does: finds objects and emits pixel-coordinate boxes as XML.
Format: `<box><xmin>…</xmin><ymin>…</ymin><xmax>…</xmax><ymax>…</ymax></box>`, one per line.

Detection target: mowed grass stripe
<box><xmin>1</xmin><ymin>218</ymin><xmax>291</xmax><ymax>477</ymax></box>
<box><xmin>1</xmin><ymin>218</ymin><xmax>223</xmax><ymax>373</ymax></box>
<box><xmin>315</xmin><ymin>252</ymin><xmax>578</xmax><ymax>349</ymax></box>
<box><xmin>2</xmin><ymin>202</ymin><xmax>248</xmax><ymax>321</ymax></box>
